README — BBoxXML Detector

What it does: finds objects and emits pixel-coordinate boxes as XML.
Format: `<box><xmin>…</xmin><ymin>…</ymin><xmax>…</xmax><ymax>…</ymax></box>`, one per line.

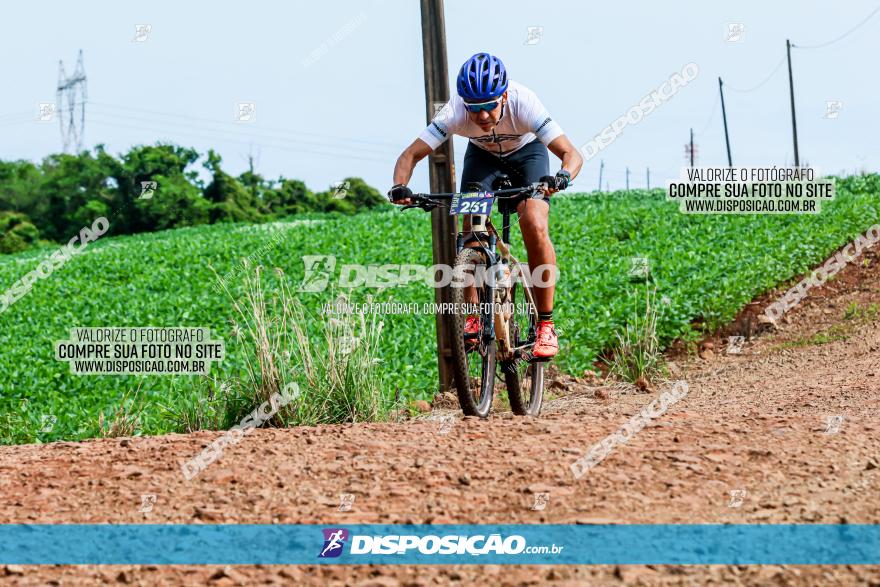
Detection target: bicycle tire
<box><xmin>450</xmin><ymin>247</ymin><xmax>496</xmax><ymax>418</ymax></box>
<box><xmin>502</xmin><ymin>281</ymin><xmax>545</xmax><ymax>416</ymax></box>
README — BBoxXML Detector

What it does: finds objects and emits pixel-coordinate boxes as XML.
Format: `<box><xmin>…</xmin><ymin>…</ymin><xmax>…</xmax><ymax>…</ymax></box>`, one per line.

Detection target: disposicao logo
<box><xmin>317</xmin><ymin>529</ymin><xmax>561</xmax><ymax>559</ymax></box>
<box><xmin>318</xmin><ymin>528</ymin><xmax>349</xmax><ymax>558</ymax></box>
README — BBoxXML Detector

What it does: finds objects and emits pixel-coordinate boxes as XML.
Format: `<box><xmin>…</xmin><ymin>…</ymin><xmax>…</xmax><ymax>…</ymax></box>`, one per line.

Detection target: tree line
<box><xmin>0</xmin><ymin>143</ymin><xmax>388</xmax><ymax>253</ymax></box>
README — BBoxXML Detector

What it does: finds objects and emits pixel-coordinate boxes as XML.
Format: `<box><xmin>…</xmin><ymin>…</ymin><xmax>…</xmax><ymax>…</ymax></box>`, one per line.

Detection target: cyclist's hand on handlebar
<box><xmin>388</xmin><ymin>184</ymin><xmax>413</xmax><ymax>205</ymax></box>
<box><xmin>554</xmin><ymin>169</ymin><xmax>571</xmax><ymax>191</ymax></box>
<box><xmin>537</xmin><ymin>176</ymin><xmax>555</xmax><ymax>195</ymax></box>
<box><xmin>538</xmin><ymin>170</ymin><xmax>571</xmax><ymax>195</ymax></box>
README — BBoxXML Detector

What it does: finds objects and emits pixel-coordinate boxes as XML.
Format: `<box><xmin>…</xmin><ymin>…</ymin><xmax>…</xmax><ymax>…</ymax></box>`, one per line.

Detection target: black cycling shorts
<box><xmin>460</xmin><ymin>139</ymin><xmax>550</xmax><ymax>212</ymax></box>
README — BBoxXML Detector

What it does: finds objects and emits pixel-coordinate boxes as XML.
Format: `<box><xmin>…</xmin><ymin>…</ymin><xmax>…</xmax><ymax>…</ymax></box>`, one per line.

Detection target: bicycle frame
<box><xmin>403</xmin><ymin>184</ymin><xmax>544</xmax><ymax>360</ymax></box>
<box><xmin>476</xmin><ymin>216</ymin><xmax>539</xmax><ymax>360</ymax></box>
<box><xmin>454</xmin><ymin>196</ymin><xmax>542</xmax><ymax>362</ymax></box>
<box><xmin>400</xmin><ymin>184</ymin><xmax>548</xmax><ymax>416</ymax></box>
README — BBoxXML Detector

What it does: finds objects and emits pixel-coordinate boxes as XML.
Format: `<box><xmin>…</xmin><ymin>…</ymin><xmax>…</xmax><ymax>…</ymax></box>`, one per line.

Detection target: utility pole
<box><xmin>646</xmin><ymin>167</ymin><xmax>650</xmax><ymax>189</ymax></box>
<box><xmin>718</xmin><ymin>77</ymin><xmax>732</xmax><ymax>167</ymax></box>
<box><xmin>246</xmin><ymin>152</ymin><xmax>257</xmax><ymax>200</ymax></box>
<box><xmin>786</xmin><ymin>39</ymin><xmax>800</xmax><ymax>167</ymax></box>
<box><xmin>598</xmin><ymin>160</ymin><xmax>604</xmax><ymax>192</ymax></box>
<box><xmin>685</xmin><ymin>128</ymin><xmax>696</xmax><ymax>167</ymax></box>
<box><xmin>625</xmin><ymin>166</ymin><xmax>630</xmax><ymax>190</ymax></box>
<box><xmin>420</xmin><ymin>0</ymin><xmax>456</xmax><ymax>394</ymax></box>
<box><xmin>690</xmin><ymin>128</ymin><xmax>694</xmax><ymax>167</ymax></box>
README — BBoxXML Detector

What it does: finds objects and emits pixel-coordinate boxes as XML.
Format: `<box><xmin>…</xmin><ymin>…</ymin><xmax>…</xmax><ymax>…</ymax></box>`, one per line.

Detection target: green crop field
<box><xmin>1</xmin><ymin>174</ymin><xmax>878</xmax><ymax>444</ymax></box>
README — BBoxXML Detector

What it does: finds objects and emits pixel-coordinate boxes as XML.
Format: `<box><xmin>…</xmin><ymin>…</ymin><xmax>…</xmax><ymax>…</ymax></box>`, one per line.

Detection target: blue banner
<box><xmin>1</xmin><ymin>524</ymin><xmax>878</xmax><ymax>565</ymax></box>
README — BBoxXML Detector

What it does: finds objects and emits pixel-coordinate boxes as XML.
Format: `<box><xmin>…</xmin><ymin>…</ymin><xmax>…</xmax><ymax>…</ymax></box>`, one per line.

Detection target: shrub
<box><xmin>0</xmin><ymin>211</ymin><xmax>40</xmax><ymax>254</ymax></box>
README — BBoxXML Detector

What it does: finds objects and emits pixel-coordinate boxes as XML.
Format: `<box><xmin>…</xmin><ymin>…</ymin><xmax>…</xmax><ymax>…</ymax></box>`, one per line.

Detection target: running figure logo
<box><xmin>298</xmin><ymin>255</ymin><xmax>337</xmax><ymax>292</ymax></box>
<box><xmin>318</xmin><ymin>528</ymin><xmax>349</xmax><ymax>558</ymax></box>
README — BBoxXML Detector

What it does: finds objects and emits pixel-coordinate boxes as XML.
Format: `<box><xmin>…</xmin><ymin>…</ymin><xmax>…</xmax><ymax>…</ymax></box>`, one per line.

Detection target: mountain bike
<box><xmin>400</xmin><ymin>177</ymin><xmax>547</xmax><ymax>418</ymax></box>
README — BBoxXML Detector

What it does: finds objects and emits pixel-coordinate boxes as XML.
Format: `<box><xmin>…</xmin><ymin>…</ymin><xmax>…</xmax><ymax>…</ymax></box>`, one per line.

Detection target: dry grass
<box><xmin>99</xmin><ymin>386</ymin><xmax>144</xmax><ymax>438</ymax></box>
<box><xmin>604</xmin><ymin>285</ymin><xmax>667</xmax><ymax>385</ymax></box>
<box><xmin>178</xmin><ymin>264</ymin><xmax>391</xmax><ymax>430</ymax></box>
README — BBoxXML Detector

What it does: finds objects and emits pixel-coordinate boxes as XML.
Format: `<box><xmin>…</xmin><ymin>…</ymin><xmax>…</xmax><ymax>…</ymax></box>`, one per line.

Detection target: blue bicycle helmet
<box><xmin>456</xmin><ymin>53</ymin><xmax>508</xmax><ymax>102</ymax></box>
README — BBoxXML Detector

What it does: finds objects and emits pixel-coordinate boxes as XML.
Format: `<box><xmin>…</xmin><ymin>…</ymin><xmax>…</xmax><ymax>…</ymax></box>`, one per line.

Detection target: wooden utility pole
<box><xmin>625</xmin><ymin>166</ymin><xmax>630</xmax><ymax>190</ymax></box>
<box><xmin>646</xmin><ymin>167</ymin><xmax>650</xmax><ymax>189</ymax></box>
<box><xmin>420</xmin><ymin>0</ymin><xmax>456</xmax><ymax>394</ymax></box>
<box><xmin>598</xmin><ymin>160</ymin><xmax>604</xmax><ymax>192</ymax></box>
<box><xmin>688</xmin><ymin>128</ymin><xmax>695</xmax><ymax>167</ymax></box>
<box><xmin>718</xmin><ymin>77</ymin><xmax>733</xmax><ymax>167</ymax></box>
<box><xmin>786</xmin><ymin>39</ymin><xmax>800</xmax><ymax>167</ymax></box>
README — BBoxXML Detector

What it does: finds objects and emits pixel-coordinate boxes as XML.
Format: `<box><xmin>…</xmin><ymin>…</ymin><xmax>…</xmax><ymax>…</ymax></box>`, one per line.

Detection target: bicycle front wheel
<box><xmin>501</xmin><ymin>280</ymin><xmax>545</xmax><ymax>416</ymax></box>
<box><xmin>450</xmin><ymin>247</ymin><xmax>496</xmax><ymax>418</ymax></box>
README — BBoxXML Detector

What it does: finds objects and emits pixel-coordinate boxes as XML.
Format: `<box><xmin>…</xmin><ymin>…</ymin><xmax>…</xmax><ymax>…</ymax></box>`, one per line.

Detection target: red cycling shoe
<box><xmin>532</xmin><ymin>320</ymin><xmax>558</xmax><ymax>359</ymax></box>
<box><xmin>463</xmin><ymin>315</ymin><xmax>480</xmax><ymax>350</ymax></box>
<box><xmin>464</xmin><ymin>315</ymin><xmax>480</xmax><ymax>335</ymax></box>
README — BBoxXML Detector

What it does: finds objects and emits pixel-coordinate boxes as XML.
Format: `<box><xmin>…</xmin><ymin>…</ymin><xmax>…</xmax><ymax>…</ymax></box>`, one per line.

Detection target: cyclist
<box><xmin>388</xmin><ymin>52</ymin><xmax>583</xmax><ymax>359</ymax></box>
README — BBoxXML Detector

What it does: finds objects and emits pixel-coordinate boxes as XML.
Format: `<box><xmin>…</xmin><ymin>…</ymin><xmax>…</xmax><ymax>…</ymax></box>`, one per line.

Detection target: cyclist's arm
<box><xmin>517</xmin><ymin>87</ymin><xmax>583</xmax><ymax>183</ymax></box>
<box><xmin>392</xmin><ymin>138</ymin><xmax>433</xmax><ymax>186</ymax></box>
<box><xmin>547</xmin><ymin>135</ymin><xmax>584</xmax><ymax>181</ymax></box>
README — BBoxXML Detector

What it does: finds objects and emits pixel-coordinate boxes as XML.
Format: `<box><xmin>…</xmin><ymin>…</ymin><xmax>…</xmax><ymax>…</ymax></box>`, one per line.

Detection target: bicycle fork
<box><xmin>454</xmin><ymin>216</ymin><xmax>526</xmax><ymax>361</ymax></box>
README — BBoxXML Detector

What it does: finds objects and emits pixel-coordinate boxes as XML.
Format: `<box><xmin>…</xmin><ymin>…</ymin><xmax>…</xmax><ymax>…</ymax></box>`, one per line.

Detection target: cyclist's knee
<box><xmin>520</xmin><ymin>213</ymin><xmax>550</xmax><ymax>244</ymax></box>
<box><xmin>520</xmin><ymin>199</ymin><xmax>549</xmax><ymax>224</ymax></box>
<box><xmin>524</xmin><ymin>225</ymin><xmax>550</xmax><ymax>245</ymax></box>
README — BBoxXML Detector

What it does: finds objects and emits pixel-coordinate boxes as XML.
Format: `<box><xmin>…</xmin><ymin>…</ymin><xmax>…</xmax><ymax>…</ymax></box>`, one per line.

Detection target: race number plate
<box><xmin>449</xmin><ymin>192</ymin><xmax>495</xmax><ymax>215</ymax></box>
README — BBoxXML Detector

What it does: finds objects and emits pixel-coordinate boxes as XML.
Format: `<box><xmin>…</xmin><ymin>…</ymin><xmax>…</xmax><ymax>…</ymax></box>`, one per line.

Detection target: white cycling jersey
<box><xmin>418</xmin><ymin>80</ymin><xmax>564</xmax><ymax>157</ymax></box>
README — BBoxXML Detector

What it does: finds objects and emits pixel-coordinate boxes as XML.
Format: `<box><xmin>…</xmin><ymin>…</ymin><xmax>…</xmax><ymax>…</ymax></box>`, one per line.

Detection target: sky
<box><xmin>1</xmin><ymin>0</ymin><xmax>877</xmax><ymax>194</ymax></box>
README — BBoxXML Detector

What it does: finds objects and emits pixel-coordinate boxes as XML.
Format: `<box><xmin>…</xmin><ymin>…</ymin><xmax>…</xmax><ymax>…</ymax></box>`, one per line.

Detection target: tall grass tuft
<box><xmin>285</xmin><ymin>291</ymin><xmax>388</xmax><ymax>424</ymax></box>
<box><xmin>604</xmin><ymin>285</ymin><xmax>667</xmax><ymax>385</ymax></box>
<box><xmin>99</xmin><ymin>386</ymin><xmax>145</xmax><ymax>438</ymax></box>
<box><xmin>168</xmin><ymin>264</ymin><xmax>391</xmax><ymax>431</ymax></box>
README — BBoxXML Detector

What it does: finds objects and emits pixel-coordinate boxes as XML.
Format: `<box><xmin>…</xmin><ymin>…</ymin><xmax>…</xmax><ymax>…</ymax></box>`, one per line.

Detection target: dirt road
<box><xmin>2</xmin><ymin>254</ymin><xmax>879</xmax><ymax>586</ymax></box>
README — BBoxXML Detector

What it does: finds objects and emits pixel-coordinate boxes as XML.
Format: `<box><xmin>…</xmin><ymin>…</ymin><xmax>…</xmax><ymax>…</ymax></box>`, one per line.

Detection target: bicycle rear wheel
<box><xmin>450</xmin><ymin>247</ymin><xmax>496</xmax><ymax>418</ymax></box>
<box><xmin>501</xmin><ymin>279</ymin><xmax>545</xmax><ymax>416</ymax></box>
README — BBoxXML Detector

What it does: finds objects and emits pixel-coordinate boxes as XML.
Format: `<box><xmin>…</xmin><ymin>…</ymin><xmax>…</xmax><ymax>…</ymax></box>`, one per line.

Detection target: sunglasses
<box><xmin>463</xmin><ymin>98</ymin><xmax>501</xmax><ymax>113</ymax></box>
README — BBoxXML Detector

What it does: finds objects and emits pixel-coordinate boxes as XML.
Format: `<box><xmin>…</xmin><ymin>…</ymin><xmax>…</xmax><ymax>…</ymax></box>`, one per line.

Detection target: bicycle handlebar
<box><xmin>413</xmin><ymin>185</ymin><xmax>543</xmax><ymax>199</ymax></box>
<box><xmin>399</xmin><ymin>184</ymin><xmax>548</xmax><ymax>212</ymax></box>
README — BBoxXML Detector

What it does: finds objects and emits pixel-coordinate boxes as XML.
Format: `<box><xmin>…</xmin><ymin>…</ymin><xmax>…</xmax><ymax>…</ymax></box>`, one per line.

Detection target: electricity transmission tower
<box><xmin>57</xmin><ymin>50</ymin><xmax>87</xmax><ymax>153</ymax></box>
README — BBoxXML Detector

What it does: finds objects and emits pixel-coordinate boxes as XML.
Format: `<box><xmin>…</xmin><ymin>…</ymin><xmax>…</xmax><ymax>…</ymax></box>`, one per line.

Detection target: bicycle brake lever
<box><xmin>401</xmin><ymin>202</ymin><xmax>438</xmax><ymax>212</ymax></box>
<box><xmin>531</xmin><ymin>184</ymin><xmax>550</xmax><ymax>198</ymax></box>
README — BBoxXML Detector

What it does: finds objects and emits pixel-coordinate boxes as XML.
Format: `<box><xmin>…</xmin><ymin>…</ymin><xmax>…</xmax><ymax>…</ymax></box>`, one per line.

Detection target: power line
<box><xmin>725</xmin><ymin>56</ymin><xmax>786</xmax><ymax>93</ymax></box>
<box><xmin>0</xmin><ymin>106</ymin><xmax>87</xmax><ymax>128</ymax></box>
<box><xmin>794</xmin><ymin>4</ymin><xmax>880</xmax><ymax>49</ymax></box>
<box><xmin>87</xmin><ymin>107</ymin><xmax>398</xmax><ymax>157</ymax></box>
<box><xmin>0</xmin><ymin>111</ymin><xmax>34</xmax><ymax>122</ymax></box>
<box><xmin>88</xmin><ymin>101</ymin><xmax>401</xmax><ymax>150</ymax></box>
<box><xmin>87</xmin><ymin>117</ymin><xmax>389</xmax><ymax>163</ymax></box>
<box><xmin>0</xmin><ymin>118</ymin><xmax>36</xmax><ymax>128</ymax></box>
<box><xmin>87</xmin><ymin>116</ymin><xmax>390</xmax><ymax>163</ymax></box>
<box><xmin>695</xmin><ymin>92</ymin><xmax>720</xmax><ymax>135</ymax></box>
